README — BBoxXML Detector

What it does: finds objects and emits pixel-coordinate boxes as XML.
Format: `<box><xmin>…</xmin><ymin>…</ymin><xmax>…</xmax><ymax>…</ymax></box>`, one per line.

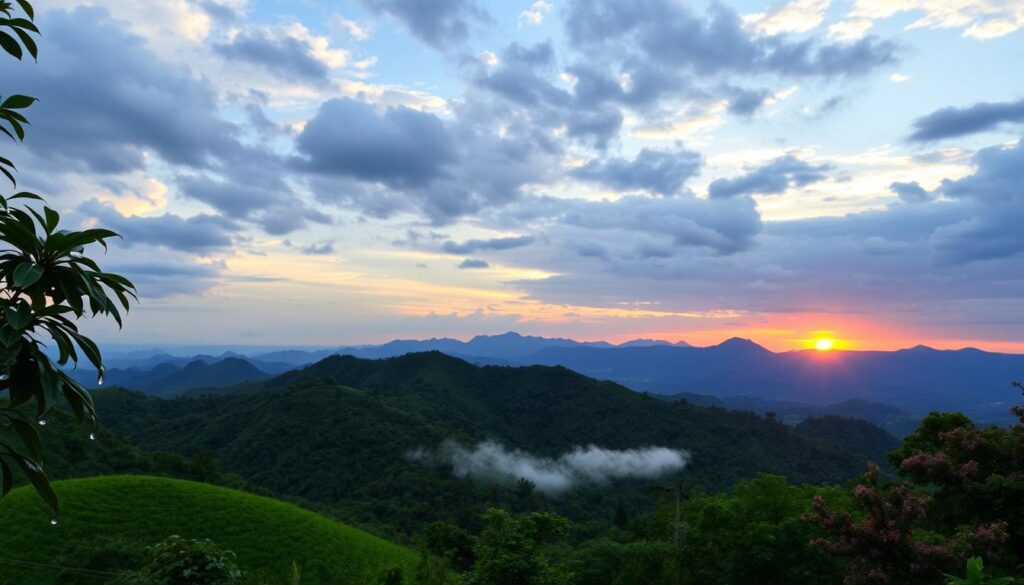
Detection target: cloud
<box><xmin>458</xmin><ymin>258</ymin><xmax>490</xmax><ymax>269</ymax></box>
<box><xmin>442</xmin><ymin>236</ymin><xmax>535</xmax><ymax>254</ymax></box>
<box><xmin>0</xmin><ymin>7</ymin><xmax>237</xmax><ymax>175</ymax></box>
<box><xmin>361</xmin><ymin>0</ymin><xmax>489</xmax><ymax>50</ymax></box>
<box><xmin>725</xmin><ymin>86</ymin><xmax>774</xmax><ymax>115</ymax></box>
<box><xmin>909</xmin><ymin>98</ymin><xmax>1024</xmax><ymax>141</ymax></box>
<box><xmin>79</xmin><ymin>200</ymin><xmax>237</xmax><ymax>255</ymax></box>
<box><xmin>840</xmin><ymin>0</ymin><xmax>1024</xmax><ymax>41</ymax></box>
<box><xmin>294</xmin><ymin>98</ymin><xmax>456</xmax><ymax>188</ymax></box>
<box><xmin>932</xmin><ymin>139</ymin><xmax>1024</xmax><ymax>263</ymax></box>
<box><xmin>301</xmin><ymin>240</ymin><xmax>336</xmax><ymax>255</ymax></box>
<box><xmin>571</xmin><ymin>147</ymin><xmax>703</xmax><ymax>196</ymax></box>
<box><xmin>409</xmin><ymin>440</ymin><xmax>690</xmax><ymax>494</ymax></box>
<box><xmin>565</xmin><ymin>0</ymin><xmax>898</xmax><ymax>77</ymax></box>
<box><xmin>890</xmin><ymin>73</ymin><xmax>911</xmax><ymax>83</ymax></box>
<box><xmin>519</xmin><ymin>0</ymin><xmax>553</xmax><ymax>26</ymax></box>
<box><xmin>708</xmin><ymin>155</ymin><xmax>833</xmax><ymax>199</ymax></box>
<box><xmin>500</xmin><ymin>191</ymin><xmax>763</xmax><ymax>256</ymax></box>
<box><xmin>106</xmin><ymin>257</ymin><xmax>225</xmax><ymax>298</ymax></box>
<box><xmin>890</xmin><ymin>181</ymin><xmax>934</xmax><ymax>203</ymax></box>
<box><xmin>305</xmin><ymin>83</ymin><xmax>564</xmax><ymax>223</ymax></box>
<box><xmin>743</xmin><ymin>0</ymin><xmax>830</xmax><ymax>35</ymax></box>
<box><xmin>213</xmin><ymin>29</ymin><xmax>330</xmax><ymax>84</ymax></box>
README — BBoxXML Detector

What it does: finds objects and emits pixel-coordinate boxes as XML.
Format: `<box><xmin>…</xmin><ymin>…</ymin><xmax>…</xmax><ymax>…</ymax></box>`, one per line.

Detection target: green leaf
<box><xmin>0</xmin><ymin>323</ymin><xmax>21</xmax><ymax>347</ymax></box>
<box><xmin>43</xmin><ymin>206</ymin><xmax>59</xmax><ymax>233</ymax></box>
<box><xmin>5</xmin><ymin>301</ymin><xmax>31</xmax><ymax>330</ymax></box>
<box><xmin>12</xmin><ymin>262</ymin><xmax>42</xmax><ymax>288</ymax></box>
<box><xmin>0</xmin><ymin>458</ymin><xmax>13</xmax><ymax>497</ymax></box>
<box><xmin>13</xmin><ymin>0</ymin><xmax>35</xmax><ymax>21</ymax></box>
<box><xmin>1</xmin><ymin>94</ymin><xmax>35</xmax><ymax>109</ymax></box>
<box><xmin>0</xmin><ymin>30</ymin><xmax>23</xmax><ymax>60</ymax></box>
<box><xmin>9</xmin><ymin>191</ymin><xmax>43</xmax><ymax>201</ymax></box>
<box><xmin>11</xmin><ymin>27</ymin><xmax>35</xmax><ymax>60</ymax></box>
<box><xmin>68</xmin><ymin>329</ymin><xmax>102</xmax><ymax>371</ymax></box>
<box><xmin>6</xmin><ymin>414</ymin><xmax>43</xmax><ymax>460</ymax></box>
<box><xmin>4</xmin><ymin>18</ymin><xmax>39</xmax><ymax>34</ymax></box>
<box><xmin>11</xmin><ymin>452</ymin><xmax>59</xmax><ymax>516</ymax></box>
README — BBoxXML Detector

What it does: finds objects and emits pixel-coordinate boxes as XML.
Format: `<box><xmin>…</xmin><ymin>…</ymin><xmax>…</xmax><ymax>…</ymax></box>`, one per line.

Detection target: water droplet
<box><xmin>89</xmin><ymin>432</ymin><xmax>96</xmax><ymax>441</ymax></box>
<box><xmin>97</xmin><ymin>370</ymin><xmax>104</xmax><ymax>386</ymax></box>
<box><xmin>50</xmin><ymin>517</ymin><xmax>58</xmax><ymax>526</ymax></box>
<box><xmin>37</xmin><ymin>418</ymin><xmax>47</xmax><ymax>426</ymax></box>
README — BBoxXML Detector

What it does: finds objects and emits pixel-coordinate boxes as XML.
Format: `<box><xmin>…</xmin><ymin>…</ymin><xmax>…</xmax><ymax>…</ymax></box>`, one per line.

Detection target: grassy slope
<box><xmin>0</xmin><ymin>475</ymin><xmax>416</xmax><ymax>584</ymax></box>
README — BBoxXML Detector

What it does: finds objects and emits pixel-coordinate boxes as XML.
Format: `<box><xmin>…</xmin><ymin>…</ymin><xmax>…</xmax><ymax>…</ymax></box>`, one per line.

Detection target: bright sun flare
<box><xmin>815</xmin><ymin>338</ymin><xmax>834</xmax><ymax>351</ymax></box>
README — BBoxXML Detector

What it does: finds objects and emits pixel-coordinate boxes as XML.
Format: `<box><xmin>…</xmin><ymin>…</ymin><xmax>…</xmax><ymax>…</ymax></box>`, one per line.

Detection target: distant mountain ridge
<box><xmin>69</xmin><ymin>357</ymin><xmax>270</xmax><ymax>397</ymax></box>
<box><xmin>85</xmin><ymin>332</ymin><xmax>1024</xmax><ymax>424</ymax></box>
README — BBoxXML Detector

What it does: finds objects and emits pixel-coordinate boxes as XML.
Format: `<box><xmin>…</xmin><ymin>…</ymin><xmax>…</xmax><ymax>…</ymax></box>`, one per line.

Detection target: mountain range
<box><xmin>81</xmin><ymin>332</ymin><xmax>1024</xmax><ymax>425</ymax></box>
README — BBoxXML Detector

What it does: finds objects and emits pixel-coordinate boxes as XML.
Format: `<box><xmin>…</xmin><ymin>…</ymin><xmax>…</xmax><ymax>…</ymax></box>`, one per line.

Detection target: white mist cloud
<box><xmin>409</xmin><ymin>440</ymin><xmax>690</xmax><ymax>494</ymax></box>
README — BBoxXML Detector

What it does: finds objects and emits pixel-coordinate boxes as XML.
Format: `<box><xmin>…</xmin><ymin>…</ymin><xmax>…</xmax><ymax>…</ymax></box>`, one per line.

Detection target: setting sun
<box><xmin>815</xmin><ymin>338</ymin><xmax>835</xmax><ymax>351</ymax></box>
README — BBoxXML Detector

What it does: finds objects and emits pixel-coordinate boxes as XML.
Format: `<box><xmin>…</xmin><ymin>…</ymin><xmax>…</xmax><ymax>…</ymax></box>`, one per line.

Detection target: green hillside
<box><xmin>0</xmin><ymin>475</ymin><xmax>417</xmax><ymax>584</ymax></box>
<box><xmin>93</xmin><ymin>352</ymin><xmax>873</xmax><ymax>537</ymax></box>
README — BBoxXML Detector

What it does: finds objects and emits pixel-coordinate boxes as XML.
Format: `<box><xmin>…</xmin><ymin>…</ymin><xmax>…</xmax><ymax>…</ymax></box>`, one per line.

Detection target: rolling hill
<box><xmin>66</xmin><ymin>357</ymin><xmax>271</xmax><ymax>397</ymax></box>
<box><xmin>0</xmin><ymin>476</ymin><xmax>417</xmax><ymax>584</ymax></box>
<box><xmin>92</xmin><ymin>352</ymin><xmax>882</xmax><ymax>536</ymax></box>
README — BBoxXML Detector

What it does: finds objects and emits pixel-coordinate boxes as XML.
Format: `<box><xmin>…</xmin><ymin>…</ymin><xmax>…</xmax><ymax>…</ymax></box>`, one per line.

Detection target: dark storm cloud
<box><xmin>0</xmin><ymin>7</ymin><xmax>238</xmax><ymax>174</ymax></box>
<box><xmin>458</xmin><ymin>258</ymin><xmax>490</xmax><ymax>269</ymax></box>
<box><xmin>294</xmin><ymin>98</ymin><xmax>457</xmax><ymax>188</ymax></box>
<box><xmin>78</xmin><ymin>200</ymin><xmax>237</xmax><ymax>254</ymax></box>
<box><xmin>564</xmin><ymin>0</ymin><xmax>897</xmax><ymax>77</ymax></box>
<box><xmin>571</xmin><ymin>147</ymin><xmax>702</xmax><ymax>196</ymax></box>
<box><xmin>441</xmin><ymin>235</ymin><xmax>535</xmax><ymax>254</ymax></box>
<box><xmin>361</xmin><ymin>0</ymin><xmax>489</xmax><ymax>50</ymax></box>
<box><xmin>909</xmin><ymin>98</ymin><xmax>1024</xmax><ymax>141</ymax></box>
<box><xmin>214</xmin><ymin>29</ymin><xmax>330</xmax><ymax>84</ymax></box>
<box><xmin>708</xmin><ymin>155</ymin><xmax>833</xmax><ymax>199</ymax></box>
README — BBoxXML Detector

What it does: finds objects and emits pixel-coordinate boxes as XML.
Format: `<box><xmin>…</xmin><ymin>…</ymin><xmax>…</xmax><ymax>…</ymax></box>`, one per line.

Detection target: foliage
<box><xmin>0</xmin><ymin>475</ymin><xmax>418</xmax><ymax>584</ymax></box>
<box><xmin>91</xmin><ymin>352</ymin><xmax>870</xmax><ymax>538</ymax></box>
<box><xmin>944</xmin><ymin>557</ymin><xmax>1017</xmax><ymax>585</ymax></box>
<box><xmin>888</xmin><ymin>384</ymin><xmax>1024</xmax><ymax>563</ymax></box>
<box><xmin>464</xmin><ymin>509</ymin><xmax>572</xmax><ymax>585</ymax></box>
<box><xmin>804</xmin><ymin>381</ymin><xmax>1024</xmax><ymax>584</ymax></box>
<box><xmin>117</xmin><ymin>535</ymin><xmax>243</xmax><ymax>585</ymax></box>
<box><xmin>0</xmin><ymin>0</ymin><xmax>136</xmax><ymax>519</ymax></box>
<box><xmin>803</xmin><ymin>464</ymin><xmax>997</xmax><ymax>584</ymax></box>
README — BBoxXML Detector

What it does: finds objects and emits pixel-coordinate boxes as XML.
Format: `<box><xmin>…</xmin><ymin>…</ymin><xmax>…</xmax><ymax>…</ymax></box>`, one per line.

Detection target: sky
<box><xmin>4</xmin><ymin>0</ymin><xmax>1024</xmax><ymax>351</ymax></box>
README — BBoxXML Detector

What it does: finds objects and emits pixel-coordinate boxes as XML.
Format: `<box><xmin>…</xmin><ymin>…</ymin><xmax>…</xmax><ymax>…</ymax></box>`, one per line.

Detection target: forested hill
<box><xmin>93</xmin><ymin>352</ymin><xmax>881</xmax><ymax>536</ymax></box>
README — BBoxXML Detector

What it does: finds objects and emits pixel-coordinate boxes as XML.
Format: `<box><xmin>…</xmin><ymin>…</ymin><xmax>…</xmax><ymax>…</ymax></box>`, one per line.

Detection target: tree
<box><xmin>467</xmin><ymin>508</ymin><xmax>572</xmax><ymax>585</ymax></box>
<box><xmin>117</xmin><ymin>536</ymin><xmax>242</xmax><ymax>585</ymax></box>
<box><xmin>0</xmin><ymin>0</ymin><xmax>136</xmax><ymax>521</ymax></box>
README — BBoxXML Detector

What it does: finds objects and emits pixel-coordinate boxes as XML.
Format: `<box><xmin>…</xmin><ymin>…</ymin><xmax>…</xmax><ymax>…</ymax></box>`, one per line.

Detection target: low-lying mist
<box><xmin>408</xmin><ymin>440</ymin><xmax>690</xmax><ymax>494</ymax></box>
